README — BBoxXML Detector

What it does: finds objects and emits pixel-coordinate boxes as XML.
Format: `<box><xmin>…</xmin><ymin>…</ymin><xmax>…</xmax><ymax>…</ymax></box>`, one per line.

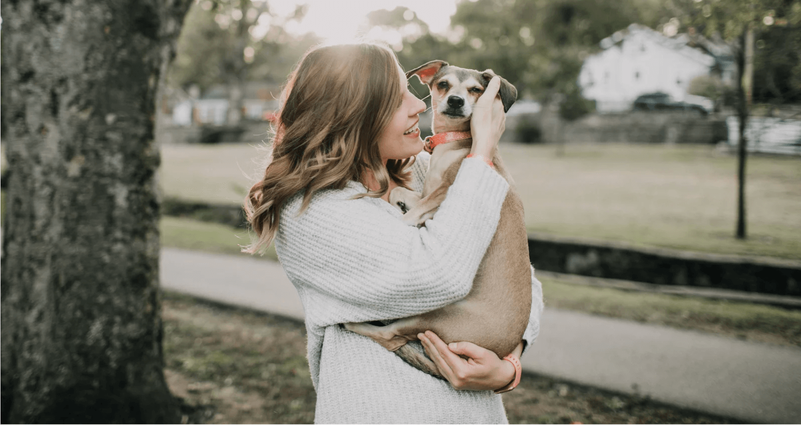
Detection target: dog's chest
<box><xmin>424</xmin><ymin>143</ymin><xmax>471</xmax><ymax>196</ymax></box>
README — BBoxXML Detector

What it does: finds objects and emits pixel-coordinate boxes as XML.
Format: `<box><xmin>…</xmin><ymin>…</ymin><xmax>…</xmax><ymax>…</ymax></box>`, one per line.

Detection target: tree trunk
<box><xmin>1</xmin><ymin>0</ymin><xmax>191</xmax><ymax>422</ymax></box>
<box><xmin>225</xmin><ymin>0</ymin><xmax>251</xmax><ymax>125</ymax></box>
<box><xmin>735</xmin><ymin>26</ymin><xmax>754</xmax><ymax>240</ymax></box>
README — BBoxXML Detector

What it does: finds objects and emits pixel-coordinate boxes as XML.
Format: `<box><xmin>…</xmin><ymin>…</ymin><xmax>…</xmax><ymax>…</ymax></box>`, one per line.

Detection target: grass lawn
<box><xmin>161</xmin><ymin>217</ymin><xmax>801</xmax><ymax>348</ymax></box>
<box><xmin>161</xmin><ymin>142</ymin><xmax>801</xmax><ymax>260</ymax></box>
<box><xmin>163</xmin><ymin>292</ymin><xmax>733</xmax><ymax>424</ymax></box>
<box><xmin>160</xmin><ymin>216</ymin><xmax>278</xmax><ymax>261</ymax></box>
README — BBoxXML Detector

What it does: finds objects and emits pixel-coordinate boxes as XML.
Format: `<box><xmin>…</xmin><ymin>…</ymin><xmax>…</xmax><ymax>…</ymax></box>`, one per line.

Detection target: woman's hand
<box><xmin>418</xmin><ymin>330</ymin><xmax>524</xmax><ymax>391</ymax></box>
<box><xmin>469</xmin><ymin>76</ymin><xmax>507</xmax><ymax>159</ymax></box>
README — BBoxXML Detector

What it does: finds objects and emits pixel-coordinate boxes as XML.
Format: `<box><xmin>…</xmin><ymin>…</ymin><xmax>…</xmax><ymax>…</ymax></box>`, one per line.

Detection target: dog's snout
<box><xmin>447</xmin><ymin>96</ymin><xmax>464</xmax><ymax>109</ymax></box>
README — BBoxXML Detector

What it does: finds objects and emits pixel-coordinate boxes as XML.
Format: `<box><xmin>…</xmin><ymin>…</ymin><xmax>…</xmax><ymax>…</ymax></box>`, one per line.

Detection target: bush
<box><xmin>516</xmin><ymin>119</ymin><xmax>543</xmax><ymax>144</ymax></box>
<box><xmin>559</xmin><ymin>90</ymin><xmax>595</xmax><ymax>122</ymax></box>
<box><xmin>198</xmin><ymin>125</ymin><xmax>246</xmax><ymax>144</ymax></box>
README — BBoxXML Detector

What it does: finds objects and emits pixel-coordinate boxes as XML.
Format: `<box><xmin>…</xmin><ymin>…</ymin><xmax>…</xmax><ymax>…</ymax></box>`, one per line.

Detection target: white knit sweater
<box><xmin>275</xmin><ymin>153</ymin><xmax>545</xmax><ymax>424</ymax></box>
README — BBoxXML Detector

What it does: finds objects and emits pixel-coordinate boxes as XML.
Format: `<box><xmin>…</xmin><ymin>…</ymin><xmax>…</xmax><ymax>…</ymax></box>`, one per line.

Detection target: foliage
<box><xmin>169</xmin><ymin>0</ymin><xmax>318</xmax><ymax>92</ymax></box>
<box><xmin>660</xmin><ymin>0</ymin><xmax>800</xmax><ymax>106</ymax></box>
<box><xmin>358</xmin><ymin>1</ymin><xmax>663</xmax><ymax>100</ymax></box>
<box><xmin>444</xmin><ymin>0</ymin><xmax>657</xmax><ymax>99</ymax></box>
<box><xmin>559</xmin><ymin>85</ymin><xmax>595</xmax><ymax>121</ymax></box>
<box><xmin>516</xmin><ymin>120</ymin><xmax>544</xmax><ymax>144</ymax></box>
<box><xmin>688</xmin><ymin>74</ymin><xmax>726</xmax><ymax>105</ymax></box>
<box><xmin>752</xmin><ymin>24</ymin><xmax>801</xmax><ymax>104</ymax></box>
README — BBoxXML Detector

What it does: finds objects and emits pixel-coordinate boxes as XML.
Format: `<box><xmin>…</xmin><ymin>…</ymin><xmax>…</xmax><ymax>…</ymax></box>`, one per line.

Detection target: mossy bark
<box><xmin>1</xmin><ymin>0</ymin><xmax>191</xmax><ymax>422</ymax></box>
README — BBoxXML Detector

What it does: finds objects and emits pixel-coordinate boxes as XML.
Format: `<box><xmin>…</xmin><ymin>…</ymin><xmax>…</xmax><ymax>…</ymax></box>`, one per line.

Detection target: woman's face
<box><xmin>376</xmin><ymin>65</ymin><xmax>427</xmax><ymax>162</ymax></box>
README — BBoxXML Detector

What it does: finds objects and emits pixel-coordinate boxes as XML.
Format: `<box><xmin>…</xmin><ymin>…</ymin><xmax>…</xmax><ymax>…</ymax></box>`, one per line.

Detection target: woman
<box><xmin>244</xmin><ymin>43</ymin><xmax>544</xmax><ymax>423</ymax></box>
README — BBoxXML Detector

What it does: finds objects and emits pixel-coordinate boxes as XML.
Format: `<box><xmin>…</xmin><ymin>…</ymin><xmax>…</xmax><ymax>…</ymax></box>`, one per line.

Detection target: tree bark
<box><xmin>1</xmin><ymin>0</ymin><xmax>191</xmax><ymax>422</ymax></box>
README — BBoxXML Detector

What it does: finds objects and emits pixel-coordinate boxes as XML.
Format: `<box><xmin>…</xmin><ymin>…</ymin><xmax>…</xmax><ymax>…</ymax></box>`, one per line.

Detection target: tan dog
<box><xmin>344</xmin><ymin>61</ymin><xmax>531</xmax><ymax>378</ymax></box>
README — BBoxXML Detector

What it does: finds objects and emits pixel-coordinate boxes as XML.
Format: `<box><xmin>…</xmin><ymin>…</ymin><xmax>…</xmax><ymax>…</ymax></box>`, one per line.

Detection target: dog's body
<box><xmin>344</xmin><ymin>61</ymin><xmax>532</xmax><ymax>378</ymax></box>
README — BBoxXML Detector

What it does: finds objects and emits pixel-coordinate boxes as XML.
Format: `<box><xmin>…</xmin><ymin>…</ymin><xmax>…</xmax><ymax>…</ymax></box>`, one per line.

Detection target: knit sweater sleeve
<box><xmin>276</xmin><ymin>157</ymin><xmax>509</xmax><ymax>326</ymax></box>
<box><xmin>522</xmin><ymin>265</ymin><xmax>545</xmax><ymax>353</ymax></box>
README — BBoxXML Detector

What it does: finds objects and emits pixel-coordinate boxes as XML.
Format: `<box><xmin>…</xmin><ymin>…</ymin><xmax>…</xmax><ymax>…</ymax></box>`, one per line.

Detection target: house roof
<box><xmin>598</xmin><ymin>24</ymin><xmax>727</xmax><ymax>67</ymax></box>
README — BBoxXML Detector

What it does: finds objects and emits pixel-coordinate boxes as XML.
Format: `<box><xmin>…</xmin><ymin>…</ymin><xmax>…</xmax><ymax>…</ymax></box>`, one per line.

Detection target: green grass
<box><xmin>540</xmin><ymin>277</ymin><xmax>801</xmax><ymax>347</ymax></box>
<box><xmin>500</xmin><ymin>143</ymin><xmax>801</xmax><ymax>260</ymax></box>
<box><xmin>161</xmin><ymin>142</ymin><xmax>801</xmax><ymax>260</ymax></box>
<box><xmin>160</xmin><ymin>215</ymin><xmax>801</xmax><ymax>347</ymax></box>
<box><xmin>160</xmin><ymin>216</ymin><xmax>278</xmax><ymax>261</ymax></box>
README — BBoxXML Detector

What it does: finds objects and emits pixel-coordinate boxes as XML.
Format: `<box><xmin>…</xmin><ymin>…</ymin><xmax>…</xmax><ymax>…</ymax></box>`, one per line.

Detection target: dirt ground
<box><xmin>162</xmin><ymin>292</ymin><xmax>738</xmax><ymax>424</ymax></box>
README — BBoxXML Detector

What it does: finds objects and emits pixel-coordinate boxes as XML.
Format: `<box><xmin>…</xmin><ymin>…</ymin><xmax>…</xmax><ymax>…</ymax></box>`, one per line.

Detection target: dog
<box><xmin>344</xmin><ymin>61</ymin><xmax>532</xmax><ymax>379</ymax></box>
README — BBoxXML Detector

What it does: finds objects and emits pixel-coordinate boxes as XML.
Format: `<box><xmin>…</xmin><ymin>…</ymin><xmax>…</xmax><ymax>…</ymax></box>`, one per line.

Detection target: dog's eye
<box><xmin>470</xmin><ymin>87</ymin><xmax>484</xmax><ymax>94</ymax></box>
<box><xmin>437</xmin><ymin>81</ymin><xmax>449</xmax><ymax>90</ymax></box>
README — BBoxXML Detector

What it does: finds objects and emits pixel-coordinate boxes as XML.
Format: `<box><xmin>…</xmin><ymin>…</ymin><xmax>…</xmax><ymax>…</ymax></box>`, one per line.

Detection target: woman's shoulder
<box><xmin>280</xmin><ymin>181</ymin><xmax>374</xmax><ymax>226</ymax></box>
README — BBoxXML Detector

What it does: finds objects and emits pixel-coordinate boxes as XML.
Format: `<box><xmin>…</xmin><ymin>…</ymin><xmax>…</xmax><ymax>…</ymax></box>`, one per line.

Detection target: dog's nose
<box><xmin>447</xmin><ymin>96</ymin><xmax>464</xmax><ymax>108</ymax></box>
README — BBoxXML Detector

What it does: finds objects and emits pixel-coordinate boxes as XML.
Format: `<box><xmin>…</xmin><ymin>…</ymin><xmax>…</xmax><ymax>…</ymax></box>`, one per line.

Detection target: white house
<box><xmin>579</xmin><ymin>24</ymin><xmax>732</xmax><ymax>112</ymax></box>
<box><xmin>171</xmin><ymin>82</ymin><xmax>280</xmax><ymax>126</ymax></box>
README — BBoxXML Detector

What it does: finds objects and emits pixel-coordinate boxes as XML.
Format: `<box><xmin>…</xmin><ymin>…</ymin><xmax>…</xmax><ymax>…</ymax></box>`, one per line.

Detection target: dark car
<box><xmin>633</xmin><ymin>92</ymin><xmax>708</xmax><ymax>115</ymax></box>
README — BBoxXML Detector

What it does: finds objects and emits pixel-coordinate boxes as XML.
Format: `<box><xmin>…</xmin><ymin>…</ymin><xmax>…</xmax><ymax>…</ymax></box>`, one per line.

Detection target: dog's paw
<box><xmin>396</xmin><ymin>201</ymin><xmax>409</xmax><ymax>214</ymax></box>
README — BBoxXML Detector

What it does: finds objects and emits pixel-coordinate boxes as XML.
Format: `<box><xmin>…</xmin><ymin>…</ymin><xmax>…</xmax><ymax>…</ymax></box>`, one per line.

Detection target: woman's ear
<box><xmin>406</xmin><ymin>60</ymin><xmax>448</xmax><ymax>85</ymax></box>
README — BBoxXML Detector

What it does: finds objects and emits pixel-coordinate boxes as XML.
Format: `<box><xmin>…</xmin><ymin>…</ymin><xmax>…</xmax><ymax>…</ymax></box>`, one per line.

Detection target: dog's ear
<box><xmin>482</xmin><ymin>70</ymin><xmax>518</xmax><ymax>112</ymax></box>
<box><xmin>407</xmin><ymin>60</ymin><xmax>448</xmax><ymax>85</ymax></box>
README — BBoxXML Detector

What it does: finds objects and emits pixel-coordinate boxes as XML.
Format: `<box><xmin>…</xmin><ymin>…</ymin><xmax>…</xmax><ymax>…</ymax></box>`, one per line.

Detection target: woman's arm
<box><xmin>522</xmin><ymin>265</ymin><xmax>545</xmax><ymax>353</ymax></box>
<box><xmin>276</xmin><ymin>157</ymin><xmax>509</xmax><ymax>325</ymax></box>
<box><xmin>419</xmin><ymin>264</ymin><xmax>544</xmax><ymax>391</ymax></box>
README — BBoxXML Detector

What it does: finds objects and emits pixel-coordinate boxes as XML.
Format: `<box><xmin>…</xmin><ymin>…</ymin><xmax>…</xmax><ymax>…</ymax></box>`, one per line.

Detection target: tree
<box><xmin>556</xmin><ymin>84</ymin><xmax>596</xmax><ymax>155</ymax></box>
<box><xmin>1</xmin><ymin>0</ymin><xmax>192</xmax><ymax>422</ymax></box>
<box><xmin>666</xmin><ymin>0</ymin><xmax>792</xmax><ymax>239</ymax></box>
<box><xmin>446</xmin><ymin>0</ymin><xmax>653</xmax><ymax>99</ymax></box>
<box><xmin>168</xmin><ymin>0</ymin><xmax>316</xmax><ymax>122</ymax></box>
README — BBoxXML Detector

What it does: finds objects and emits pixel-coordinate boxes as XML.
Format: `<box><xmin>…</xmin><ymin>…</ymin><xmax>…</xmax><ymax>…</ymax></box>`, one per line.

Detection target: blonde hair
<box><xmin>243</xmin><ymin>43</ymin><xmax>413</xmax><ymax>254</ymax></box>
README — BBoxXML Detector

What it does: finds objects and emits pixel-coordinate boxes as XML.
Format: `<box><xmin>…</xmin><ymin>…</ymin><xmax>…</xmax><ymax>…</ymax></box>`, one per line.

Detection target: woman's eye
<box><xmin>437</xmin><ymin>81</ymin><xmax>449</xmax><ymax>90</ymax></box>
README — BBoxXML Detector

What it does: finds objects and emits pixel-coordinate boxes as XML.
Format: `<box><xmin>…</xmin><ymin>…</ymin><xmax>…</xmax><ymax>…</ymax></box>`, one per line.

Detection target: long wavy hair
<box><xmin>243</xmin><ymin>43</ymin><xmax>414</xmax><ymax>254</ymax></box>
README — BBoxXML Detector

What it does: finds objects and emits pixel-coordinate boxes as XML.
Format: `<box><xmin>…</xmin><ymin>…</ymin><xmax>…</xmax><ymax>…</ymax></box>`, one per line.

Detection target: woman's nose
<box><xmin>413</xmin><ymin>96</ymin><xmax>426</xmax><ymax>115</ymax></box>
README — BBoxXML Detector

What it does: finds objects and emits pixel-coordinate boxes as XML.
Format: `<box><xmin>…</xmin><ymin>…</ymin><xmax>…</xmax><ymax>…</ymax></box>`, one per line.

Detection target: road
<box><xmin>161</xmin><ymin>247</ymin><xmax>801</xmax><ymax>423</ymax></box>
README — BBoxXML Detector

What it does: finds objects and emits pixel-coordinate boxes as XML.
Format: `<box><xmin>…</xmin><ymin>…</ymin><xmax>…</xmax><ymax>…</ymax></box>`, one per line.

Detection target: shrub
<box><xmin>559</xmin><ymin>90</ymin><xmax>595</xmax><ymax>122</ymax></box>
<box><xmin>516</xmin><ymin>119</ymin><xmax>543</xmax><ymax>144</ymax></box>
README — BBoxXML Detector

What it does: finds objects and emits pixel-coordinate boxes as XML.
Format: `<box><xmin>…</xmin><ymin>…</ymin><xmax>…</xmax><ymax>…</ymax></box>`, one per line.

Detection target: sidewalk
<box><xmin>161</xmin><ymin>247</ymin><xmax>801</xmax><ymax>424</ymax></box>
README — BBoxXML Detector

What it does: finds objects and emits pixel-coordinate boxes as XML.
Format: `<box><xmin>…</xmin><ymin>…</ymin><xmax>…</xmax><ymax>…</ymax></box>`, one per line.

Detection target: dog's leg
<box><xmin>400</xmin><ymin>185</ymin><xmax>448</xmax><ymax>226</ymax></box>
<box><xmin>344</xmin><ymin>319</ymin><xmax>445</xmax><ymax>379</ymax></box>
<box><xmin>389</xmin><ymin>187</ymin><xmax>422</xmax><ymax>214</ymax></box>
<box><xmin>343</xmin><ymin>321</ymin><xmax>417</xmax><ymax>352</ymax></box>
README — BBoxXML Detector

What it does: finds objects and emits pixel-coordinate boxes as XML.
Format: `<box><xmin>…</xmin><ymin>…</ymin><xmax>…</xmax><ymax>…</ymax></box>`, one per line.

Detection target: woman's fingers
<box><xmin>422</xmin><ymin>331</ymin><xmax>475</xmax><ymax>385</ymax></box>
<box><xmin>475</xmin><ymin>76</ymin><xmax>501</xmax><ymax>109</ymax></box>
<box><xmin>446</xmin><ymin>341</ymin><xmax>488</xmax><ymax>361</ymax></box>
<box><xmin>470</xmin><ymin>76</ymin><xmax>506</xmax><ymax>157</ymax></box>
<box><xmin>419</xmin><ymin>332</ymin><xmax>455</xmax><ymax>381</ymax></box>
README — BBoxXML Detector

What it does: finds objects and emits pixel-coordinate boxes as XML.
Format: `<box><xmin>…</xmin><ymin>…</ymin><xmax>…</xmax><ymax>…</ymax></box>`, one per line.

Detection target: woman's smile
<box><xmin>403</xmin><ymin>122</ymin><xmax>420</xmax><ymax>137</ymax></box>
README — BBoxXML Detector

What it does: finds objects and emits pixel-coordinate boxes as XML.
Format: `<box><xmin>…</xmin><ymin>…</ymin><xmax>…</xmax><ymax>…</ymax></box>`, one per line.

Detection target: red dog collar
<box><xmin>424</xmin><ymin>131</ymin><xmax>472</xmax><ymax>153</ymax></box>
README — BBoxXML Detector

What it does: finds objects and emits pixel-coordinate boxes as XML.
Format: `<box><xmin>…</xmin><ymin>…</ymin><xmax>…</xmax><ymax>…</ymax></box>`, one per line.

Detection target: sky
<box><xmin>268</xmin><ymin>0</ymin><xmax>461</xmax><ymax>45</ymax></box>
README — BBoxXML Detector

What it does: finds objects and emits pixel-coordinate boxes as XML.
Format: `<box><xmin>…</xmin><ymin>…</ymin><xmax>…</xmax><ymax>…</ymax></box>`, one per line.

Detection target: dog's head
<box><xmin>407</xmin><ymin>60</ymin><xmax>517</xmax><ymax>133</ymax></box>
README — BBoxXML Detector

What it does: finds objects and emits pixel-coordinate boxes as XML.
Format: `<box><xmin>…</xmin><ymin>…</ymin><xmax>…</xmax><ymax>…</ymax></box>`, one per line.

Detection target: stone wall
<box><xmin>528</xmin><ymin>233</ymin><xmax>801</xmax><ymax>296</ymax></box>
<box><xmin>161</xmin><ymin>199</ymin><xmax>801</xmax><ymax>297</ymax></box>
<box><xmin>506</xmin><ymin>111</ymin><xmax>729</xmax><ymax>145</ymax></box>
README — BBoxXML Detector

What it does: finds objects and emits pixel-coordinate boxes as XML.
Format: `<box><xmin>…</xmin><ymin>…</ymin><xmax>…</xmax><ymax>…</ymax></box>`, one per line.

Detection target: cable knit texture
<box><xmin>275</xmin><ymin>153</ymin><xmax>545</xmax><ymax>423</ymax></box>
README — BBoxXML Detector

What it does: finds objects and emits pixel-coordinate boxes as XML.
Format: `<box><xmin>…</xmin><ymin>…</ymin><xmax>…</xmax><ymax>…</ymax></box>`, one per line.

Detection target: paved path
<box><xmin>161</xmin><ymin>248</ymin><xmax>801</xmax><ymax>424</ymax></box>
